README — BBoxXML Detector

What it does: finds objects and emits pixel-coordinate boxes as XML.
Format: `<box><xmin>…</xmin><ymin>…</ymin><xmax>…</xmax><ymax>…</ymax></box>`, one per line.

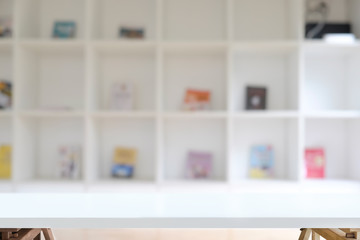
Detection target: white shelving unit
<box><xmin>0</xmin><ymin>0</ymin><xmax>360</xmax><ymax>192</ymax></box>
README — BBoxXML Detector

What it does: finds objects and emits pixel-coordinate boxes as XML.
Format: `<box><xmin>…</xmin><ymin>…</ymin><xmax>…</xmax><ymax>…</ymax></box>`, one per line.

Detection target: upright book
<box><xmin>0</xmin><ymin>81</ymin><xmax>12</xmax><ymax>109</ymax></box>
<box><xmin>185</xmin><ymin>151</ymin><xmax>213</xmax><ymax>179</ymax></box>
<box><xmin>53</xmin><ymin>21</ymin><xmax>76</xmax><ymax>38</ymax></box>
<box><xmin>0</xmin><ymin>145</ymin><xmax>11</xmax><ymax>179</ymax></box>
<box><xmin>305</xmin><ymin>148</ymin><xmax>325</xmax><ymax>179</ymax></box>
<box><xmin>112</xmin><ymin>147</ymin><xmax>137</xmax><ymax>178</ymax></box>
<box><xmin>249</xmin><ymin>145</ymin><xmax>274</xmax><ymax>179</ymax></box>
<box><xmin>58</xmin><ymin>145</ymin><xmax>81</xmax><ymax>179</ymax></box>
<box><xmin>119</xmin><ymin>27</ymin><xmax>145</xmax><ymax>39</ymax></box>
<box><xmin>183</xmin><ymin>88</ymin><xmax>211</xmax><ymax>111</ymax></box>
<box><xmin>246</xmin><ymin>86</ymin><xmax>267</xmax><ymax>110</ymax></box>
<box><xmin>0</xmin><ymin>16</ymin><xmax>12</xmax><ymax>37</ymax></box>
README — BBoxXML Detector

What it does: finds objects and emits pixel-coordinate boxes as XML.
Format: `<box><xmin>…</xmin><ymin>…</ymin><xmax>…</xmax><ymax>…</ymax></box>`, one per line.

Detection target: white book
<box><xmin>109</xmin><ymin>82</ymin><xmax>134</xmax><ymax>110</ymax></box>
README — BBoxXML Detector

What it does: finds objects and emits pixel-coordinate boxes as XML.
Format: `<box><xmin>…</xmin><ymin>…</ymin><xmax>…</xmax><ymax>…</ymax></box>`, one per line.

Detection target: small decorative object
<box><xmin>109</xmin><ymin>82</ymin><xmax>134</xmax><ymax>110</ymax></box>
<box><xmin>183</xmin><ymin>88</ymin><xmax>211</xmax><ymax>111</ymax></box>
<box><xmin>53</xmin><ymin>21</ymin><xmax>76</xmax><ymax>38</ymax></box>
<box><xmin>0</xmin><ymin>16</ymin><xmax>12</xmax><ymax>38</ymax></box>
<box><xmin>305</xmin><ymin>148</ymin><xmax>325</xmax><ymax>179</ymax></box>
<box><xmin>186</xmin><ymin>151</ymin><xmax>212</xmax><ymax>179</ymax></box>
<box><xmin>249</xmin><ymin>145</ymin><xmax>274</xmax><ymax>179</ymax></box>
<box><xmin>119</xmin><ymin>27</ymin><xmax>145</xmax><ymax>39</ymax></box>
<box><xmin>112</xmin><ymin>147</ymin><xmax>137</xmax><ymax>178</ymax></box>
<box><xmin>0</xmin><ymin>80</ymin><xmax>12</xmax><ymax>109</ymax></box>
<box><xmin>0</xmin><ymin>145</ymin><xmax>11</xmax><ymax>179</ymax></box>
<box><xmin>246</xmin><ymin>86</ymin><xmax>267</xmax><ymax>110</ymax></box>
<box><xmin>58</xmin><ymin>145</ymin><xmax>81</xmax><ymax>179</ymax></box>
<box><xmin>323</xmin><ymin>33</ymin><xmax>356</xmax><ymax>44</ymax></box>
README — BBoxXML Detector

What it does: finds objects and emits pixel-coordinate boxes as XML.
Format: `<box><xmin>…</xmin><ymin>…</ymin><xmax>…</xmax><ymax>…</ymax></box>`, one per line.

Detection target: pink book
<box><xmin>305</xmin><ymin>148</ymin><xmax>325</xmax><ymax>179</ymax></box>
<box><xmin>186</xmin><ymin>151</ymin><xmax>212</xmax><ymax>179</ymax></box>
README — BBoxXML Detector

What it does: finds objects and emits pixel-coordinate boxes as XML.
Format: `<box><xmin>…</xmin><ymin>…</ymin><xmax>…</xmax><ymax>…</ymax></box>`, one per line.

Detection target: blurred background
<box><xmin>0</xmin><ymin>0</ymin><xmax>360</xmax><ymax>239</ymax></box>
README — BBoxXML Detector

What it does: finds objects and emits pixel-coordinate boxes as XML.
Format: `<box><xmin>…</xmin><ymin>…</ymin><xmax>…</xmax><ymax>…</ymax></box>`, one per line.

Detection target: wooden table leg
<box><xmin>312</xmin><ymin>231</ymin><xmax>320</xmax><ymax>240</ymax></box>
<box><xmin>299</xmin><ymin>228</ymin><xmax>312</xmax><ymax>240</ymax></box>
<box><xmin>34</xmin><ymin>233</ymin><xmax>41</xmax><ymax>240</ymax></box>
<box><xmin>41</xmin><ymin>229</ymin><xmax>55</xmax><ymax>240</ymax></box>
<box><xmin>2</xmin><ymin>232</ymin><xmax>10</xmax><ymax>240</ymax></box>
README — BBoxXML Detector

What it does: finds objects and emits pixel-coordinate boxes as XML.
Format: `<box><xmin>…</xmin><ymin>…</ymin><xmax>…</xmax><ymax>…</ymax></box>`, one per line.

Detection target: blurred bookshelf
<box><xmin>0</xmin><ymin>0</ymin><xmax>360</xmax><ymax>192</ymax></box>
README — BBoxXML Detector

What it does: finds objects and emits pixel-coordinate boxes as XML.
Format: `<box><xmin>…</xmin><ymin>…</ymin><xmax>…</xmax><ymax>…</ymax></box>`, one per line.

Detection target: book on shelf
<box><xmin>119</xmin><ymin>27</ymin><xmax>145</xmax><ymax>39</ymax></box>
<box><xmin>185</xmin><ymin>150</ymin><xmax>213</xmax><ymax>179</ymax></box>
<box><xmin>53</xmin><ymin>21</ymin><xmax>76</xmax><ymax>38</ymax></box>
<box><xmin>112</xmin><ymin>147</ymin><xmax>137</xmax><ymax>178</ymax></box>
<box><xmin>245</xmin><ymin>86</ymin><xmax>267</xmax><ymax>110</ymax></box>
<box><xmin>0</xmin><ymin>16</ymin><xmax>12</xmax><ymax>38</ymax></box>
<box><xmin>109</xmin><ymin>82</ymin><xmax>134</xmax><ymax>110</ymax></box>
<box><xmin>0</xmin><ymin>80</ymin><xmax>12</xmax><ymax>109</ymax></box>
<box><xmin>183</xmin><ymin>88</ymin><xmax>211</xmax><ymax>111</ymax></box>
<box><xmin>58</xmin><ymin>145</ymin><xmax>81</xmax><ymax>179</ymax></box>
<box><xmin>0</xmin><ymin>145</ymin><xmax>11</xmax><ymax>179</ymax></box>
<box><xmin>249</xmin><ymin>145</ymin><xmax>274</xmax><ymax>179</ymax></box>
<box><xmin>305</xmin><ymin>148</ymin><xmax>325</xmax><ymax>179</ymax></box>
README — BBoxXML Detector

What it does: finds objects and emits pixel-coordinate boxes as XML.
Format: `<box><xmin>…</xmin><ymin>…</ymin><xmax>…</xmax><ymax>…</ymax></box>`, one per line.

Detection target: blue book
<box><xmin>53</xmin><ymin>21</ymin><xmax>76</xmax><ymax>38</ymax></box>
<box><xmin>111</xmin><ymin>164</ymin><xmax>134</xmax><ymax>178</ymax></box>
<box><xmin>249</xmin><ymin>145</ymin><xmax>274</xmax><ymax>179</ymax></box>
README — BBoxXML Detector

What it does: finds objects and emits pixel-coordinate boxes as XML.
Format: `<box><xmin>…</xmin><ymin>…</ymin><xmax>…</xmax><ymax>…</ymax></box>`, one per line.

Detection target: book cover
<box><xmin>0</xmin><ymin>80</ymin><xmax>12</xmax><ymax>109</ymax></box>
<box><xmin>58</xmin><ymin>145</ymin><xmax>81</xmax><ymax>179</ymax></box>
<box><xmin>53</xmin><ymin>21</ymin><xmax>76</xmax><ymax>38</ymax></box>
<box><xmin>112</xmin><ymin>147</ymin><xmax>137</xmax><ymax>178</ymax></box>
<box><xmin>186</xmin><ymin>151</ymin><xmax>213</xmax><ymax>179</ymax></box>
<box><xmin>0</xmin><ymin>145</ymin><xmax>11</xmax><ymax>179</ymax></box>
<box><xmin>305</xmin><ymin>148</ymin><xmax>325</xmax><ymax>178</ymax></box>
<box><xmin>249</xmin><ymin>145</ymin><xmax>274</xmax><ymax>179</ymax></box>
<box><xmin>119</xmin><ymin>27</ymin><xmax>145</xmax><ymax>39</ymax></box>
<box><xmin>0</xmin><ymin>16</ymin><xmax>12</xmax><ymax>38</ymax></box>
<box><xmin>109</xmin><ymin>82</ymin><xmax>134</xmax><ymax>110</ymax></box>
<box><xmin>246</xmin><ymin>86</ymin><xmax>267</xmax><ymax>110</ymax></box>
<box><xmin>183</xmin><ymin>88</ymin><xmax>211</xmax><ymax>111</ymax></box>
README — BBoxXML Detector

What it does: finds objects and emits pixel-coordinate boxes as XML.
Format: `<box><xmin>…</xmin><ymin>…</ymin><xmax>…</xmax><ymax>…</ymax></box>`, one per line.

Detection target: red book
<box><xmin>305</xmin><ymin>148</ymin><xmax>325</xmax><ymax>178</ymax></box>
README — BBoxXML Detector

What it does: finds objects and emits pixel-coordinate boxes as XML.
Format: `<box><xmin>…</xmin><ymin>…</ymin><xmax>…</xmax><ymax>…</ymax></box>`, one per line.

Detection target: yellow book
<box><xmin>0</xmin><ymin>145</ymin><xmax>11</xmax><ymax>179</ymax></box>
<box><xmin>112</xmin><ymin>147</ymin><xmax>137</xmax><ymax>178</ymax></box>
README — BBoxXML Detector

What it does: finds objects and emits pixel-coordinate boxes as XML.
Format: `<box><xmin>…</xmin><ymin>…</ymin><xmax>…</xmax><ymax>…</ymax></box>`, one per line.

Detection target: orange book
<box><xmin>183</xmin><ymin>89</ymin><xmax>211</xmax><ymax>111</ymax></box>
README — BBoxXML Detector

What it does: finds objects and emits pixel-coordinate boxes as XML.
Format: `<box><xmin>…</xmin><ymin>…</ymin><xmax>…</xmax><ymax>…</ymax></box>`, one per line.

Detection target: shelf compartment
<box><xmin>17</xmin><ymin>0</ymin><xmax>86</xmax><ymax>39</ymax></box>
<box><xmin>90</xmin><ymin>45</ymin><xmax>156</xmax><ymax>111</ymax></box>
<box><xmin>233</xmin><ymin>0</ymin><xmax>300</xmax><ymax>41</ymax></box>
<box><xmin>17</xmin><ymin>44</ymin><xmax>85</xmax><ymax>111</ymax></box>
<box><xmin>0</xmin><ymin>0</ymin><xmax>14</xmax><ymax>40</ymax></box>
<box><xmin>231</xmin><ymin>47</ymin><xmax>299</xmax><ymax>111</ymax></box>
<box><xmin>305</xmin><ymin>118</ymin><xmax>360</xmax><ymax>181</ymax></box>
<box><xmin>0</xmin><ymin>117</ymin><xmax>12</xmax><ymax>145</ymax></box>
<box><xmin>231</xmin><ymin>118</ymin><xmax>299</xmax><ymax>181</ymax></box>
<box><xmin>0</xmin><ymin>117</ymin><xmax>12</xmax><ymax>181</ymax></box>
<box><xmin>89</xmin><ymin>118</ymin><xmax>156</xmax><ymax>182</ymax></box>
<box><xmin>0</xmin><ymin>43</ymin><xmax>13</xmax><ymax>92</ymax></box>
<box><xmin>304</xmin><ymin>0</ymin><xmax>360</xmax><ymax>40</ymax></box>
<box><xmin>163</xmin><ymin>0</ymin><xmax>226</xmax><ymax>41</ymax></box>
<box><xmin>16</xmin><ymin>117</ymin><xmax>84</xmax><ymax>182</ymax></box>
<box><xmin>163</xmin><ymin>118</ymin><xmax>227</xmax><ymax>181</ymax></box>
<box><xmin>91</xmin><ymin>0</ymin><xmax>157</xmax><ymax>40</ymax></box>
<box><xmin>304</xmin><ymin>45</ymin><xmax>360</xmax><ymax>111</ymax></box>
<box><xmin>163</xmin><ymin>48</ymin><xmax>227</xmax><ymax>111</ymax></box>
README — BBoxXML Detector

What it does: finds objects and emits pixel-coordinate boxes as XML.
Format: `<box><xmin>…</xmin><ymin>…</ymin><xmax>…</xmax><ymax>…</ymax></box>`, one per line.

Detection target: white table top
<box><xmin>1</xmin><ymin>193</ymin><xmax>360</xmax><ymax>228</ymax></box>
